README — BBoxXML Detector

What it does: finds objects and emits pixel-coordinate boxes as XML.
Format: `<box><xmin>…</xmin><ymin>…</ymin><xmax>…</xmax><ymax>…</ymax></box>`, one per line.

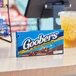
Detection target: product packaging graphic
<box><xmin>0</xmin><ymin>18</ymin><xmax>9</xmax><ymax>36</ymax></box>
<box><xmin>0</xmin><ymin>0</ymin><xmax>6</xmax><ymax>7</ymax></box>
<box><xmin>16</xmin><ymin>30</ymin><xmax>64</xmax><ymax>57</ymax></box>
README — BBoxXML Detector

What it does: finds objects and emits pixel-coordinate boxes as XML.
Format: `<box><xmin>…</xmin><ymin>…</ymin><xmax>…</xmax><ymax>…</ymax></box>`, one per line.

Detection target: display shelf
<box><xmin>0</xmin><ymin>33</ymin><xmax>76</xmax><ymax>76</ymax></box>
<box><xmin>0</xmin><ymin>0</ymin><xmax>12</xmax><ymax>43</ymax></box>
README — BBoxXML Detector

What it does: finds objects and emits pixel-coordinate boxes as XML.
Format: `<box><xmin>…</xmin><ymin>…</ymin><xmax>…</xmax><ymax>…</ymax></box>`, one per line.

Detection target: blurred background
<box><xmin>0</xmin><ymin>0</ymin><xmax>76</xmax><ymax>32</ymax></box>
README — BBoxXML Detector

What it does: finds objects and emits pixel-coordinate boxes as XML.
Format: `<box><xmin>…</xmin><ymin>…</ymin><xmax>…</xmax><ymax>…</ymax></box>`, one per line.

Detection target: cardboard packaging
<box><xmin>16</xmin><ymin>30</ymin><xmax>64</xmax><ymax>57</ymax></box>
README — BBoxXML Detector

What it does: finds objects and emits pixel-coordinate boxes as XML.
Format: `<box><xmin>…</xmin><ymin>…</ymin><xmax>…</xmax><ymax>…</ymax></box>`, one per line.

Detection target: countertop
<box><xmin>0</xmin><ymin>33</ymin><xmax>76</xmax><ymax>76</ymax></box>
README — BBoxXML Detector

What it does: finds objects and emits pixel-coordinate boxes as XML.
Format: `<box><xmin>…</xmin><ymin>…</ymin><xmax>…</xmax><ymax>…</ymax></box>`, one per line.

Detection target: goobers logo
<box><xmin>23</xmin><ymin>32</ymin><xmax>59</xmax><ymax>50</ymax></box>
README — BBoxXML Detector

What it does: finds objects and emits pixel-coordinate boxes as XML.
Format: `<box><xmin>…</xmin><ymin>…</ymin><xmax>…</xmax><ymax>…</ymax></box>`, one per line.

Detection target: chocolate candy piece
<box><xmin>55</xmin><ymin>44</ymin><xmax>58</xmax><ymax>46</ymax></box>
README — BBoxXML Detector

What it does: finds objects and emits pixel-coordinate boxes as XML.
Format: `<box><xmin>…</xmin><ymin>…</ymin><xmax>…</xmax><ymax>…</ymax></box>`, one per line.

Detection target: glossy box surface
<box><xmin>16</xmin><ymin>30</ymin><xmax>64</xmax><ymax>57</ymax></box>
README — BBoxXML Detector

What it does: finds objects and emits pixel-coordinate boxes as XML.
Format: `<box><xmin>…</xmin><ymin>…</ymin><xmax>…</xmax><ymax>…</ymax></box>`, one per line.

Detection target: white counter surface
<box><xmin>0</xmin><ymin>34</ymin><xmax>76</xmax><ymax>73</ymax></box>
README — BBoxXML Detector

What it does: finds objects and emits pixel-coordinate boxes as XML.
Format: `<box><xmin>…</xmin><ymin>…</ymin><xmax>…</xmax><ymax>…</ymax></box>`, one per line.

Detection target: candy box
<box><xmin>16</xmin><ymin>30</ymin><xmax>64</xmax><ymax>57</ymax></box>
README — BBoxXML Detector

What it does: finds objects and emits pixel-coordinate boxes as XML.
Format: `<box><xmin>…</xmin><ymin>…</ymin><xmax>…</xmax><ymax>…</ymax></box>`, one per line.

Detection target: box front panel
<box><xmin>16</xmin><ymin>30</ymin><xmax>64</xmax><ymax>57</ymax></box>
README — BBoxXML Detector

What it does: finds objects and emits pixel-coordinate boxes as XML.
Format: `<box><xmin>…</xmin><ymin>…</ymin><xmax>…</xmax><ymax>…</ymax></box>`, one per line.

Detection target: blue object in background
<box><xmin>15</xmin><ymin>0</ymin><xmax>29</xmax><ymax>15</ymax></box>
<box><xmin>0</xmin><ymin>19</ymin><xmax>9</xmax><ymax>36</ymax></box>
<box><xmin>15</xmin><ymin>0</ymin><xmax>61</xmax><ymax>31</ymax></box>
<box><xmin>40</xmin><ymin>18</ymin><xmax>53</xmax><ymax>30</ymax></box>
<box><xmin>56</xmin><ymin>18</ymin><xmax>61</xmax><ymax>25</ymax></box>
<box><xmin>27</xmin><ymin>18</ymin><xmax>38</xmax><ymax>31</ymax></box>
<box><xmin>27</xmin><ymin>18</ymin><xmax>61</xmax><ymax>31</ymax></box>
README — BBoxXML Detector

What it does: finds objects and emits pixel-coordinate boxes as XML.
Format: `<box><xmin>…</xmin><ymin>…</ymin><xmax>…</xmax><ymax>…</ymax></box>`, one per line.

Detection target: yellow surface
<box><xmin>3</xmin><ymin>0</ymin><xmax>6</xmax><ymax>7</ymax></box>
